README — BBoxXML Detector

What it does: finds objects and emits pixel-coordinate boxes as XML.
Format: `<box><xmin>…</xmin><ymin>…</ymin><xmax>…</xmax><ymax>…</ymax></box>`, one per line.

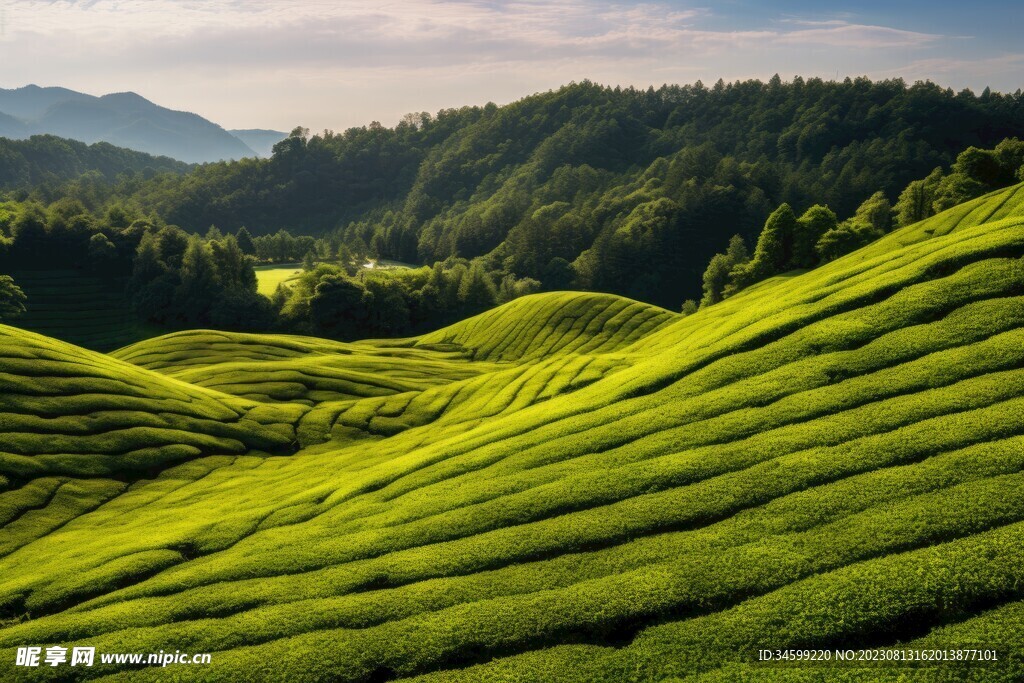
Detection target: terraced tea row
<box><xmin>0</xmin><ymin>326</ymin><xmax>304</xmax><ymax>475</ymax></box>
<box><xmin>414</xmin><ymin>292</ymin><xmax>675</xmax><ymax>361</ymax></box>
<box><xmin>297</xmin><ymin>351</ymin><xmax>629</xmax><ymax>443</ymax></box>
<box><xmin>0</xmin><ymin>326</ymin><xmax>309</xmax><ymax>558</ymax></box>
<box><xmin>112</xmin><ymin>295</ymin><xmax>672</xmax><ymax>439</ymax></box>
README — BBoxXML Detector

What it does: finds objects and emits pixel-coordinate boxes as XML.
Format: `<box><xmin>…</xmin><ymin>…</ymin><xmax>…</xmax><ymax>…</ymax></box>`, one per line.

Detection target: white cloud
<box><xmin>778</xmin><ymin>18</ymin><xmax>851</xmax><ymax>27</ymax></box>
<box><xmin>774</xmin><ymin>23</ymin><xmax>940</xmax><ymax>48</ymax></box>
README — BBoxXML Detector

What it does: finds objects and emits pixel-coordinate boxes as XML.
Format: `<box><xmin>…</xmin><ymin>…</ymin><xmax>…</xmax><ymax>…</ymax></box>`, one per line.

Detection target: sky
<box><xmin>0</xmin><ymin>0</ymin><xmax>1022</xmax><ymax>133</ymax></box>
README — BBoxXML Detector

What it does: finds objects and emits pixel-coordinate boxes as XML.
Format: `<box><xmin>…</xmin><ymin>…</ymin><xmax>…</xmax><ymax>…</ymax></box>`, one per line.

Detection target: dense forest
<box><xmin>0</xmin><ymin>201</ymin><xmax>540</xmax><ymax>338</ymax></box>
<box><xmin>0</xmin><ymin>135</ymin><xmax>187</xmax><ymax>193</ymax></box>
<box><xmin>2</xmin><ymin>76</ymin><xmax>1024</xmax><ymax>339</ymax></box>
<box><xmin>2</xmin><ymin>136</ymin><xmax>1021</xmax><ymax>341</ymax></box>
<box><xmin>117</xmin><ymin>77</ymin><xmax>1024</xmax><ymax>306</ymax></box>
<box><xmin>694</xmin><ymin>137</ymin><xmax>1024</xmax><ymax>310</ymax></box>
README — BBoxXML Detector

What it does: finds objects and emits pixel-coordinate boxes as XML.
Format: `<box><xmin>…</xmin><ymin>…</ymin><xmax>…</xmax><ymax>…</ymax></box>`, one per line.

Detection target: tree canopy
<box><xmin>3</xmin><ymin>76</ymin><xmax>1024</xmax><ymax>332</ymax></box>
<box><xmin>114</xmin><ymin>77</ymin><xmax>1024</xmax><ymax>306</ymax></box>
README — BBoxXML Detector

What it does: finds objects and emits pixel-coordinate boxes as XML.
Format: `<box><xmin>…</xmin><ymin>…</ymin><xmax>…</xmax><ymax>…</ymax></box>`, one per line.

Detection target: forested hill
<box><xmin>124</xmin><ymin>77</ymin><xmax>1024</xmax><ymax>305</ymax></box>
<box><xmin>0</xmin><ymin>135</ymin><xmax>189</xmax><ymax>191</ymax></box>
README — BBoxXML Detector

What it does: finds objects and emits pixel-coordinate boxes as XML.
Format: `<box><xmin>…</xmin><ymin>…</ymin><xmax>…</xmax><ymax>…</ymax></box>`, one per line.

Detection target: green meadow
<box><xmin>1</xmin><ymin>184</ymin><xmax>1024</xmax><ymax>681</ymax></box>
<box><xmin>254</xmin><ymin>264</ymin><xmax>303</xmax><ymax>297</ymax></box>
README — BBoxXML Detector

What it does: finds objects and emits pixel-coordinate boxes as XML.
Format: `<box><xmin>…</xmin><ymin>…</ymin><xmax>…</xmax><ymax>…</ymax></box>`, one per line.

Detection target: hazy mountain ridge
<box><xmin>0</xmin><ymin>85</ymin><xmax>264</xmax><ymax>164</ymax></box>
<box><xmin>229</xmin><ymin>128</ymin><xmax>289</xmax><ymax>158</ymax></box>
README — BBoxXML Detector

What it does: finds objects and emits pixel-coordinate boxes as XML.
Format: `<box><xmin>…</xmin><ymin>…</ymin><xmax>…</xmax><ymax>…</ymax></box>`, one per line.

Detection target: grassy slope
<box><xmin>0</xmin><ymin>325</ymin><xmax>308</xmax><ymax>563</ymax></box>
<box><xmin>1</xmin><ymin>185</ymin><xmax>1024</xmax><ymax>680</ymax></box>
<box><xmin>112</xmin><ymin>330</ymin><xmax>500</xmax><ymax>407</ymax></box>
<box><xmin>413</xmin><ymin>291</ymin><xmax>677</xmax><ymax>361</ymax></box>
<box><xmin>110</xmin><ymin>294</ymin><xmax>672</xmax><ymax>443</ymax></box>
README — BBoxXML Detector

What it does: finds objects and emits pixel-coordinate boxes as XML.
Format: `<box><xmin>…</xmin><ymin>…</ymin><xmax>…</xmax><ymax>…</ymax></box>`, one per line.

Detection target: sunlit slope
<box><xmin>297</xmin><ymin>350</ymin><xmax>631</xmax><ymax>444</ymax></box>
<box><xmin>414</xmin><ymin>291</ymin><xmax>676</xmax><ymax>361</ymax></box>
<box><xmin>114</xmin><ymin>330</ymin><xmax>501</xmax><ymax>406</ymax></box>
<box><xmin>0</xmin><ymin>326</ymin><xmax>303</xmax><ymax>476</ymax></box>
<box><xmin>891</xmin><ymin>181</ymin><xmax>1024</xmax><ymax>245</ymax></box>
<box><xmin>111</xmin><ymin>330</ymin><xmax>365</xmax><ymax>371</ymax></box>
<box><xmin>111</xmin><ymin>296</ymin><xmax>673</xmax><ymax>442</ymax></box>
<box><xmin>1</xmin><ymin>191</ymin><xmax>1024</xmax><ymax>680</ymax></box>
<box><xmin>0</xmin><ymin>325</ymin><xmax>306</xmax><ymax>560</ymax></box>
<box><xmin>630</xmin><ymin>182</ymin><xmax>1024</xmax><ymax>359</ymax></box>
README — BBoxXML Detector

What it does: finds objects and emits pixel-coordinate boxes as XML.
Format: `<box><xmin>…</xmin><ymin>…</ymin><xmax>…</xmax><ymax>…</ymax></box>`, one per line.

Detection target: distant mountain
<box><xmin>0</xmin><ymin>110</ymin><xmax>27</xmax><ymax>139</ymax></box>
<box><xmin>0</xmin><ymin>85</ymin><xmax>91</xmax><ymax>120</ymax></box>
<box><xmin>0</xmin><ymin>85</ymin><xmax>258</xmax><ymax>164</ymax></box>
<box><xmin>229</xmin><ymin>129</ymin><xmax>288</xmax><ymax>158</ymax></box>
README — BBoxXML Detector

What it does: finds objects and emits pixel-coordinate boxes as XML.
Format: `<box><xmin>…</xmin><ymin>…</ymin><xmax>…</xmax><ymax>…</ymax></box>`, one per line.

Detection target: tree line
<box><xmin>0</xmin><ymin>198</ymin><xmax>538</xmax><ymax>337</ymax></box>
<box><xmin>110</xmin><ymin>76</ymin><xmax>1024</xmax><ymax>308</ymax></box>
<box><xmin>2</xmin><ymin>133</ymin><xmax>1019</xmax><ymax>335</ymax></box>
<box><xmin>693</xmin><ymin>138</ymin><xmax>1024</xmax><ymax>310</ymax></box>
<box><xmin>3</xmin><ymin>76</ymin><xmax>1024</xmax><ymax>334</ymax></box>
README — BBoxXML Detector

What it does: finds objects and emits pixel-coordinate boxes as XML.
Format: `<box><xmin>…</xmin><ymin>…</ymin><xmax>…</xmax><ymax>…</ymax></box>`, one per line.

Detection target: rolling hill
<box><xmin>1</xmin><ymin>185</ymin><xmax>1024</xmax><ymax>680</ymax></box>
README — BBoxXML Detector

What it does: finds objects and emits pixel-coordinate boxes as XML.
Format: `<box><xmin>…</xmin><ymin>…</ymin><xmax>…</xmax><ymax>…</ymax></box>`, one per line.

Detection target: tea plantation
<box><xmin>1</xmin><ymin>184</ymin><xmax>1024</xmax><ymax>681</ymax></box>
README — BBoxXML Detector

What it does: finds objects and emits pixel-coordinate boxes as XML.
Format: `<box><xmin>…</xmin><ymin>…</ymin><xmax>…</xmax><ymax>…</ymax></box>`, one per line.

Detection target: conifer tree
<box><xmin>725</xmin><ymin>234</ymin><xmax>749</xmax><ymax>265</ymax></box>
<box><xmin>211</xmin><ymin>235</ymin><xmax>252</xmax><ymax>290</ymax></box>
<box><xmin>792</xmin><ymin>205</ymin><xmax>837</xmax><ymax>268</ymax></box>
<box><xmin>131</xmin><ymin>232</ymin><xmax>167</xmax><ymax>289</ymax></box>
<box><xmin>458</xmin><ymin>262</ymin><xmax>497</xmax><ymax>310</ymax></box>
<box><xmin>175</xmin><ymin>236</ymin><xmax>220</xmax><ymax>320</ymax></box>
<box><xmin>700</xmin><ymin>253</ymin><xmax>734</xmax><ymax>307</ymax></box>
<box><xmin>894</xmin><ymin>168</ymin><xmax>943</xmax><ymax>227</ymax></box>
<box><xmin>727</xmin><ymin>203</ymin><xmax>797</xmax><ymax>294</ymax></box>
<box><xmin>236</xmin><ymin>226</ymin><xmax>256</xmax><ymax>255</ymax></box>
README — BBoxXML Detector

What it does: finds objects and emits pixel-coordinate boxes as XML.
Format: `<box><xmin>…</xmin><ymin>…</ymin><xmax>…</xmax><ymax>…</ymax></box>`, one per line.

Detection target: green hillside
<box><xmin>413</xmin><ymin>292</ymin><xmax>676</xmax><ymax>361</ymax></box>
<box><xmin>0</xmin><ymin>324</ymin><xmax>305</xmax><ymax>563</ymax></box>
<box><xmin>112</xmin><ymin>329</ymin><xmax>505</xmax><ymax>407</ymax></box>
<box><xmin>1</xmin><ymin>185</ymin><xmax>1024</xmax><ymax>680</ymax></box>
